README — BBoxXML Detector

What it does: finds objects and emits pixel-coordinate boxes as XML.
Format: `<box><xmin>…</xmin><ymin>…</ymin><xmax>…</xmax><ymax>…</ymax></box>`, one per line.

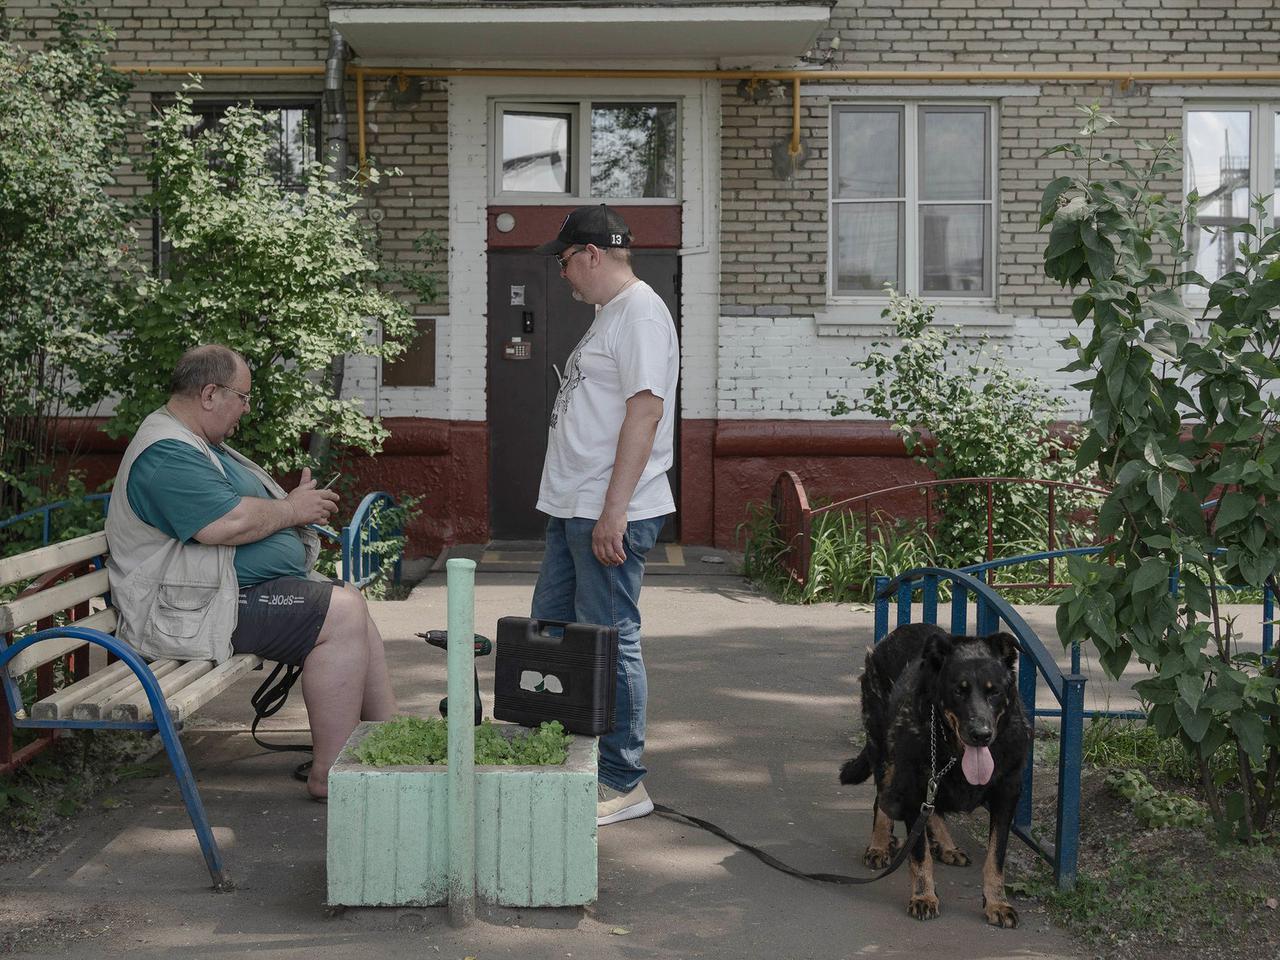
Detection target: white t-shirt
<box><xmin>537</xmin><ymin>279</ymin><xmax>678</xmax><ymax>521</ymax></box>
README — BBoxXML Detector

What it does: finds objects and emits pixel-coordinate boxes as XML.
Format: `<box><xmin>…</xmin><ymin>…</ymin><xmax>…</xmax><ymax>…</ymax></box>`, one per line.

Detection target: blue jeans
<box><xmin>531</xmin><ymin>514</ymin><xmax>667</xmax><ymax>792</ymax></box>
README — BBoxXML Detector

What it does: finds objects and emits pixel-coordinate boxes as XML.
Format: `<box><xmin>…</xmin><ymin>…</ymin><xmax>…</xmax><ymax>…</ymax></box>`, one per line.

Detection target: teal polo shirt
<box><xmin>126</xmin><ymin>440</ymin><xmax>307</xmax><ymax>587</ymax></box>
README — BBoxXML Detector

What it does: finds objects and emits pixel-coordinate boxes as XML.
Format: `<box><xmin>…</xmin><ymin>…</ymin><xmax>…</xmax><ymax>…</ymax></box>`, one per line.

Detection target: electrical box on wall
<box><xmin>381</xmin><ymin>317</ymin><xmax>437</xmax><ymax>387</ymax></box>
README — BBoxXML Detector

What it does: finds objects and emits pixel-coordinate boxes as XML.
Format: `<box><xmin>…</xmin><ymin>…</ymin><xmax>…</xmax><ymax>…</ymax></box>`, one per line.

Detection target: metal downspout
<box><xmin>309</xmin><ymin>28</ymin><xmax>350</xmax><ymax>465</ymax></box>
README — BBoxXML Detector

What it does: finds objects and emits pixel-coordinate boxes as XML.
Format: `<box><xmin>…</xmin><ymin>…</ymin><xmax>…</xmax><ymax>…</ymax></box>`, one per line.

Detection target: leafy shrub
<box><xmin>830</xmin><ymin>289</ymin><xmax>1085</xmax><ymax>565</ymax></box>
<box><xmin>353</xmin><ymin>717</ymin><xmax>570</xmax><ymax>767</ymax></box>
<box><xmin>738</xmin><ymin>500</ymin><xmax>939</xmax><ymax>604</ymax></box>
<box><xmin>1105</xmin><ymin>769</ymin><xmax>1210</xmax><ymax>829</ymax></box>
<box><xmin>1044</xmin><ymin>103</ymin><xmax>1280</xmax><ymax>841</ymax></box>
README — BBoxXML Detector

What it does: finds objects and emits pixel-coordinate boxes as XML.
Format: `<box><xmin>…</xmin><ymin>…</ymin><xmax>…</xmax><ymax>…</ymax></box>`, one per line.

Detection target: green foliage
<box><xmin>0</xmin><ymin>1</ymin><xmax>137</xmax><ymax>518</ymax></box>
<box><xmin>107</xmin><ymin>86</ymin><xmax>417</xmax><ymax>476</ymax></box>
<box><xmin>1009</xmin><ymin>842</ymin><xmax>1249</xmax><ymax>947</ymax></box>
<box><xmin>737</xmin><ymin>499</ymin><xmax>940</xmax><ymax>603</ymax></box>
<box><xmin>353</xmin><ymin>717</ymin><xmax>570</xmax><ymax>767</ymax></box>
<box><xmin>1106</xmin><ymin>769</ymin><xmax>1210</xmax><ymax>829</ymax></box>
<box><xmin>1043</xmin><ymin>103</ymin><xmax>1280</xmax><ymax>840</ymax></box>
<box><xmin>0</xmin><ymin>476</ymin><xmax>107</xmax><ymax>559</ymax></box>
<box><xmin>830</xmin><ymin>289</ymin><xmax>1086</xmax><ymax>564</ymax></box>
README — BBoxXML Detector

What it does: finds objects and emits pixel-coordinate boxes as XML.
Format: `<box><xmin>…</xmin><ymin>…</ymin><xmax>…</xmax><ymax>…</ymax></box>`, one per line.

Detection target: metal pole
<box><xmin>446</xmin><ymin>558</ymin><xmax>476</xmax><ymax>927</ymax></box>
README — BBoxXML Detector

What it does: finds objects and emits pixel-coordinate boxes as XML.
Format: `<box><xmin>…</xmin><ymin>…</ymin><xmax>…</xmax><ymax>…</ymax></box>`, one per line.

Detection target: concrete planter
<box><xmin>326</xmin><ymin>720</ymin><xmax>598</xmax><ymax>908</ymax></box>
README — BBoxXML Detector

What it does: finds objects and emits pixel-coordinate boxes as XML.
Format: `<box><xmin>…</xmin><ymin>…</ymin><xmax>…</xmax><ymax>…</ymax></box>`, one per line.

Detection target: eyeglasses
<box><xmin>217</xmin><ymin>384</ymin><xmax>252</xmax><ymax>407</ymax></box>
<box><xmin>556</xmin><ymin>247</ymin><xmax>585</xmax><ymax>270</ymax></box>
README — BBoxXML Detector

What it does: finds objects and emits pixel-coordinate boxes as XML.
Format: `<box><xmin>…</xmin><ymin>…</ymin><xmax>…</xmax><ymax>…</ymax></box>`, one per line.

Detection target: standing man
<box><xmin>105</xmin><ymin>344</ymin><xmax>398</xmax><ymax>800</ymax></box>
<box><xmin>532</xmin><ymin>205</ymin><xmax>679</xmax><ymax>825</ymax></box>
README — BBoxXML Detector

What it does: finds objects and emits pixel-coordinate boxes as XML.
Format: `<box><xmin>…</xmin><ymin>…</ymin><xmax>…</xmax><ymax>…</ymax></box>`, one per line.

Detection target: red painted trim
<box><xmin>487</xmin><ymin>205</ymin><xmax>681</xmax><ymax>249</ymax></box>
<box><xmin>713</xmin><ymin>419</ymin><xmax>913</xmax><ymax>458</ymax></box>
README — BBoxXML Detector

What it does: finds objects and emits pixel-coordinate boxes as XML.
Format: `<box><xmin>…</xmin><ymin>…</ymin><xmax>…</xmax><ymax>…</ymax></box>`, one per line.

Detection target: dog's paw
<box><xmin>983</xmin><ymin>900</ymin><xmax>1019</xmax><ymax>928</ymax></box>
<box><xmin>862</xmin><ymin>846</ymin><xmax>892</xmax><ymax>869</ymax></box>
<box><xmin>930</xmin><ymin>841</ymin><xmax>970</xmax><ymax>866</ymax></box>
<box><xmin>907</xmin><ymin>894</ymin><xmax>940</xmax><ymax>921</ymax></box>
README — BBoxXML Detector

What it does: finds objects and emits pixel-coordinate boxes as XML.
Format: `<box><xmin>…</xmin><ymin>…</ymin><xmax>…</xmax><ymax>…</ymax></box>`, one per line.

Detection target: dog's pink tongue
<box><xmin>962</xmin><ymin>745</ymin><xmax>995</xmax><ymax>785</ymax></box>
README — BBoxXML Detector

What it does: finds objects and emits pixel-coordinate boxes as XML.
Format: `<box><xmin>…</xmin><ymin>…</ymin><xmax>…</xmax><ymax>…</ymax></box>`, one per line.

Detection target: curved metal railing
<box><xmin>770</xmin><ymin>472</ymin><xmax>1110</xmax><ymax>589</ymax></box>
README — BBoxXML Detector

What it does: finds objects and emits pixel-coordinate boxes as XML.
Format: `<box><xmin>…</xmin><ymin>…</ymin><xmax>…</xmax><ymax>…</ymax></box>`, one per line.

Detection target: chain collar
<box><xmin>926</xmin><ymin>704</ymin><xmax>959</xmax><ymax>810</ymax></box>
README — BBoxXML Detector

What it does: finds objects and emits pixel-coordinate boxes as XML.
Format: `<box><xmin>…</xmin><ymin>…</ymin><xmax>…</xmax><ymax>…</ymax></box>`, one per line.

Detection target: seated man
<box><xmin>105</xmin><ymin>343</ymin><xmax>397</xmax><ymax>799</ymax></box>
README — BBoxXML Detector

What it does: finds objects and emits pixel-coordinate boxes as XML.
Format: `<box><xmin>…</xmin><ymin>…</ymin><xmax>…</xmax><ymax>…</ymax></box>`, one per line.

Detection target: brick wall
<box><xmin>716</xmin><ymin>0</ymin><xmax>1280</xmax><ymax>417</ymax></box>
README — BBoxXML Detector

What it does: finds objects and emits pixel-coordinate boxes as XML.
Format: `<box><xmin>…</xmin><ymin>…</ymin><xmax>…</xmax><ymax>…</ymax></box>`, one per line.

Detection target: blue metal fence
<box><xmin>0</xmin><ymin>494</ymin><xmax>111</xmax><ymax>545</ymax></box>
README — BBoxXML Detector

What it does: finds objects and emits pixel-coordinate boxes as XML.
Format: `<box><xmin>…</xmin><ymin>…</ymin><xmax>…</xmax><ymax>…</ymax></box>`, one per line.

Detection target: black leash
<box><xmin>249</xmin><ymin>661</ymin><xmax>312</xmax><ymax>754</ymax></box>
<box><xmin>653</xmin><ymin>707</ymin><xmax>959</xmax><ymax>887</ymax></box>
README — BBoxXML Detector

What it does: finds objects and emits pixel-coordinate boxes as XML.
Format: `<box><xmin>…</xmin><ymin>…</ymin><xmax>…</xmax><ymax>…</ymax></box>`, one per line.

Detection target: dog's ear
<box><xmin>922</xmin><ymin>632</ymin><xmax>955</xmax><ymax>673</ymax></box>
<box><xmin>984</xmin><ymin>632</ymin><xmax>1019</xmax><ymax>669</ymax></box>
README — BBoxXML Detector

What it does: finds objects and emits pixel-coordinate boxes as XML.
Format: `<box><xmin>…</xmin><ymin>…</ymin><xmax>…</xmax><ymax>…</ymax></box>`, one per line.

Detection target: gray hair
<box><xmin>169</xmin><ymin>344</ymin><xmax>245</xmax><ymax>397</ymax></box>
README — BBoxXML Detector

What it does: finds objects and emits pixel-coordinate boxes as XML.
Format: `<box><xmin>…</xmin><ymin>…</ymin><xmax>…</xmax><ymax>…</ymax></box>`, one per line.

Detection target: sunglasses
<box><xmin>556</xmin><ymin>247</ymin><xmax>586</xmax><ymax>270</ymax></box>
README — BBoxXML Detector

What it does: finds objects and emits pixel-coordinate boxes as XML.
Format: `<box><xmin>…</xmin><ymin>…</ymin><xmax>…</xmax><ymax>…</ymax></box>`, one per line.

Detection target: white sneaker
<box><xmin>596</xmin><ymin>781</ymin><xmax>654</xmax><ymax>826</ymax></box>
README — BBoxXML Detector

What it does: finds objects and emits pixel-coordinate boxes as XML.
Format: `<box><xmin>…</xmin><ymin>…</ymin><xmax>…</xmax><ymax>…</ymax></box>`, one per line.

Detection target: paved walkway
<box><xmin>11</xmin><ymin>553</ymin><xmax>1266</xmax><ymax>959</ymax></box>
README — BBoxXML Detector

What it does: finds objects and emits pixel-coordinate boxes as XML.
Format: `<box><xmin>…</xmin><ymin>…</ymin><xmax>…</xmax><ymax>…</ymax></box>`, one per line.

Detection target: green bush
<box><xmin>1045</xmin><ymin>103</ymin><xmax>1280</xmax><ymax>841</ymax></box>
<box><xmin>830</xmin><ymin>289</ymin><xmax>1087</xmax><ymax>566</ymax></box>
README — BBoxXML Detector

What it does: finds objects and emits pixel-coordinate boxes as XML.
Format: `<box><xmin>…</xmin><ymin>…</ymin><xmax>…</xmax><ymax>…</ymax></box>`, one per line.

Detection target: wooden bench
<box><xmin>0</xmin><ymin>530</ymin><xmax>264</xmax><ymax>890</ymax></box>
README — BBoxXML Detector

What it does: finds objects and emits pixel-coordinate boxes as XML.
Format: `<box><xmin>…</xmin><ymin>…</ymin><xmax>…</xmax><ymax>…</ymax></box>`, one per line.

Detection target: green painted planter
<box><xmin>326</xmin><ymin>720</ymin><xmax>598</xmax><ymax>907</ymax></box>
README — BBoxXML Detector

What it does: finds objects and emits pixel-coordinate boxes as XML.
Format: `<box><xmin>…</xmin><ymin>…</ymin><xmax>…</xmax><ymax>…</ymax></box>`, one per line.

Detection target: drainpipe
<box><xmin>309</xmin><ymin>28</ymin><xmax>350</xmax><ymax>465</ymax></box>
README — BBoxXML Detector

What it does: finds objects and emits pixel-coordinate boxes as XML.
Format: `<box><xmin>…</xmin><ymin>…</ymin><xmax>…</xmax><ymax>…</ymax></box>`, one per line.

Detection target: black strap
<box><xmin>651</xmin><ymin>801</ymin><xmax>931</xmax><ymax>885</ymax></box>
<box><xmin>249</xmin><ymin>661</ymin><xmax>311</xmax><ymax>753</ymax></box>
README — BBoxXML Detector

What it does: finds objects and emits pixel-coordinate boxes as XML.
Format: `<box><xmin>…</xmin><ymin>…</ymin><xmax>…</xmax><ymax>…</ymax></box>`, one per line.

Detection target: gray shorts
<box><xmin>230</xmin><ymin>576</ymin><xmax>341</xmax><ymax>665</ymax></box>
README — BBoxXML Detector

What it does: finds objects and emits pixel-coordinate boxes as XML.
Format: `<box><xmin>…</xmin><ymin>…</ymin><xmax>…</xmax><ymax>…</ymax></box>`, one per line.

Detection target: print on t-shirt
<box><xmin>550</xmin><ymin>330</ymin><xmax>594</xmax><ymax>430</ymax></box>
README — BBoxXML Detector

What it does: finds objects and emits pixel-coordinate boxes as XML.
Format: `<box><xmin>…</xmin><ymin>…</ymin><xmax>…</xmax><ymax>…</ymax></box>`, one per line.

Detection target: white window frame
<box><xmin>1182</xmin><ymin>102</ymin><xmax>1279</xmax><ymax>304</ymax></box>
<box><xmin>491</xmin><ymin>97</ymin><xmax>682</xmax><ymax>204</ymax></box>
<box><xmin>827</xmin><ymin>100</ymin><xmax>998</xmax><ymax>306</ymax></box>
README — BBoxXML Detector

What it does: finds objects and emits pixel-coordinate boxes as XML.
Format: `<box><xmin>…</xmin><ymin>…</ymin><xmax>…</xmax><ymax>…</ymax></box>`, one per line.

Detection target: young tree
<box><xmin>0</xmin><ymin>1</ymin><xmax>136</xmax><ymax>522</ymax></box>
<box><xmin>112</xmin><ymin>88</ymin><xmax>417</xmax><ymax>475</ymax></box>
<box><xmin>1044</xmin><ymin>104</ymin><xmax>1280</xmax><ymax>840</ymax></box>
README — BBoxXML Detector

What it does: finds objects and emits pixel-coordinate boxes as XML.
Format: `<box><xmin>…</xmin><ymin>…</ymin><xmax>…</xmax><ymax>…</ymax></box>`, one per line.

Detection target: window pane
<box><xmin>264</xmin><ymin>107</ymin><xmax>315</xmax><ymax>190</ymax></box>
<box><xmin>502</xmin><ymin>110</ymin><xmax>571</xmax><ymax>193</ymax></box>
<box><xmin>835</xmin><ymin>109</ymin><xmax>902</xmax><ymax>199</ymax></box>
<box><xmin>920</xmin><ymin>204</ymin><xmax>989</xmax><ymax>295</ymax></box>
<box><xmin>921</xmin><ymin>108</ymin><xmax>988</xmax><ymax>201</ymax></box>
<box><xmin>1186</xmin><ymin>110</ymin><xmax>1251</xmax><ymax>221</ymax></box>
<box><xmin>834</xmin><ymin>203</ymin><xmax>903</xmax><ymax>293</ymax></box>
<box><xmin>591</xmin><ymin>103</ymin><xmax>677</xmax><ymax>198</ymax></box>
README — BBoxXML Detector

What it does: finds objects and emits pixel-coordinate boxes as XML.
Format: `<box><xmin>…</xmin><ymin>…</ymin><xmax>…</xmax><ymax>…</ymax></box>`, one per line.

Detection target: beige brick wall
<box><xmin>721</xmin><ymin>0</ymin><xmax>1280</xmax><ymax>314</ymax></box>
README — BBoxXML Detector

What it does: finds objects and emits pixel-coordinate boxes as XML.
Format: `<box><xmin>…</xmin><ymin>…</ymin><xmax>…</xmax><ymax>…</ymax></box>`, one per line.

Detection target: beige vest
<box><xmin>105</xmin><ymin>407</ymin><xmax>320</xmax><ymax>663</ymax></box>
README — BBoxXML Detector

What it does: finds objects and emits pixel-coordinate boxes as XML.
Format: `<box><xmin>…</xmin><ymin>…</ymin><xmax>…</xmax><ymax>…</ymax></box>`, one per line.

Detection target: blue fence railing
<box><xmin>2</xmin><ymin>492</ymin><xmax>402</xmax><ymax>589</ymax></box>
<box><xmin>0</xmin><ymin>494</ymin><xmax>111</xmax><ymax>545</ymax></box>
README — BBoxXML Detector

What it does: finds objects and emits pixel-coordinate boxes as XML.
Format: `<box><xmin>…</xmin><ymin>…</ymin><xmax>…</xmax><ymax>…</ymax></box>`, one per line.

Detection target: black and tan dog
<box><xmin>840</xmin><ymin>623</ymin><xmax>1031</xmax><ymax>926</ymax></box>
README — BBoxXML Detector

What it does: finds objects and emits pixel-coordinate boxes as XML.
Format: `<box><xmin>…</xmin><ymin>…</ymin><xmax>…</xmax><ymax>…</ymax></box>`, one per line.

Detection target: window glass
<box><xmin>1185</xmin><ymin>109</ymin><xmax>1251</xmax><ymax>281</ymax></box>
<box><xmin>591</xmin><ymin>103</ymin><xmax>677</xmax><ymax>198</ymax></box>
<box><xmin>187</xmin><ymin>104</ymin><xmax>319</xmax><ymax>191</ymax></box>
<box><xmin>502</xmin><ymin>110</ymin><xmax>571</xmax><ymax>193</ymax></box>
<box><xmin>835</xmin><ymin>108</ymin><xmax>902</xmax><ymax>198</ymax></box>
<box><xmin>920</xmin><ymin>204</ymin><xmax>989</xmax><ymax>295</ymax></box>
<box><xmin>921</xmin><ymin>108</ymin><xmax>988</xmax><ymax>201</ymax></box>
<box><xmin>834</xmin><ymin>203</ymin><xmax>903</xmax><ymax>293</ymax></box>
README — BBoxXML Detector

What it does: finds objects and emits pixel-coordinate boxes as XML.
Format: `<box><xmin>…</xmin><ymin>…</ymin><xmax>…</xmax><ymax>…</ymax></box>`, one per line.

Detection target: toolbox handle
<box><xmin>527</xmin><ymin>618</ymin><xmax>581</xmax><ymax>642</ymax></box>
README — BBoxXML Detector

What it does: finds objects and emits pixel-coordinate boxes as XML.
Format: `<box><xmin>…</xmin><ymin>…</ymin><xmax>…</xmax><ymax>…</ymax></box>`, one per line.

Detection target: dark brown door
<box><xmin>487</xmin><ymin>250</ymin><xmax>680</xmax><ymax>540</ymax></box>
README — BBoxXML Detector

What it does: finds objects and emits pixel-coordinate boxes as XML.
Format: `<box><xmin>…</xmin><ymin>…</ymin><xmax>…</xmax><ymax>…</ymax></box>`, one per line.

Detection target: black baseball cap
<box><xmin>534</xmin><ymin>203</ymin><xmax>633</xmax><ymax>256</ymax></box>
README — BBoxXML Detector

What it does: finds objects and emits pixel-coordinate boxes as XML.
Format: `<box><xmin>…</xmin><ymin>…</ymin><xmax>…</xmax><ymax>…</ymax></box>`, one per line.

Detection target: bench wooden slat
<box><xmin>109</xmin><ymin>659</ymin><xmax>215</xmax><ymax>721</ymax></box>
<box><xmin>77</xmin><ymin>659</ymin><xmax>183</xmax><ymax>720</ymax></box>
<box><xmin>30</xmin><ymin>660</ymin><xmax>136</xmax><ymax>720</ymax></box>
<box><xmin>165</xmin><ymin>654</ymin><xmax>262</xmax><ymax>725</ymax></box>
<box><xmin>0</xmin><ymin>569</ymin><xmax>110</xmax><ymax>634</ymax></box>
<box><xmin>6</xmin><ymin>608</ymin><xmax>118</xmax><ymax>678</ymax></box>
<box><xmin>0</xmin><ymin>532</ymin><xmax>109</xmax><ymax>588</ymax></box>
